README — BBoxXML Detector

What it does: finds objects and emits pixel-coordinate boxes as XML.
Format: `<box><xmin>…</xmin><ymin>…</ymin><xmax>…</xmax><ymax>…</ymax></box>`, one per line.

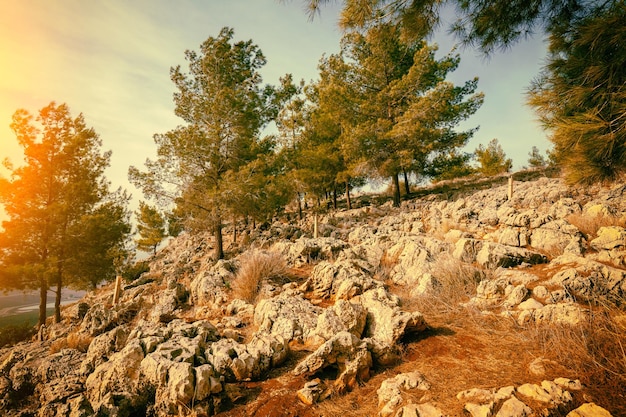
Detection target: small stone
<box><xmin>567</xmin><ymin>403</ymin><xmax>613</xmax><ymax>417</ymax></box>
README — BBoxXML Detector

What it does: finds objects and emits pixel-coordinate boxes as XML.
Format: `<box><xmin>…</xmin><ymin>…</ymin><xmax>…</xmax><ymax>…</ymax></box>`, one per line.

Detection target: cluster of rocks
<box><xmin>0</xmin><ymin>176</ymin><xmax>623</xmax><ymax>416</ymax></box>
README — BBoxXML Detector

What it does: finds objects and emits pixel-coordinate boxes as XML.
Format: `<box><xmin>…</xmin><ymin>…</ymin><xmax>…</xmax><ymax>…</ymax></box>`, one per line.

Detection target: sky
<box><xmin>0</xmin><ymin>0</ymin><xmax>549</xmax><ymax>218</ymax></box>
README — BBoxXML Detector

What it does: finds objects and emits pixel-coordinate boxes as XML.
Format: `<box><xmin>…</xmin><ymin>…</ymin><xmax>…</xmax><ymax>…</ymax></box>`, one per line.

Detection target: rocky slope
<box><xmin>1</xmin><ymin>174</ymin><xmax>625</xmax><ymax>417</ymax></box>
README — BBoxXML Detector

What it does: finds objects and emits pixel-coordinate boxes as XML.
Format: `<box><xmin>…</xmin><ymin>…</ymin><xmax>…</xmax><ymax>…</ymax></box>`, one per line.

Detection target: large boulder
<box><xmin>304</xmin><ymin>259</ymin><xmax>380</xmax><ymax>300</ymax></box>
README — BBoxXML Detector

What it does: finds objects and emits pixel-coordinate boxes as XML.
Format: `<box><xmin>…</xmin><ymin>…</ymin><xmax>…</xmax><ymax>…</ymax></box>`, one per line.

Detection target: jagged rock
<box><xmin>530</xmin><ymin>219</ymin><xmax>585</xmax><ymax>256</ymax></box>
<box><xmin>517</xmin><ymin>380</ymin><xmax>572</xmax><ymax>405</ymax></box>
<box><xmin>313</xmin><ymin>300</ymin><xmax>367</xmax><ymax>341</ymax></box>
<box><xmin>517</xmin><ymin>303</ymin><xmax>587</xmax><ymax>326</ymax></box>
<box><xmin>205</xmin><ymin>333</ymin><xmax>288</xmax><ymax>381</ymax></box>
<box><xmin>567</xmin><ymin>403</ymin><xmax>613</xmax><ymax>417</ymax></box>
<box><xmin>149</xmin><ymin>279</ymin><xmax>188</xmax><ymax>323</ymax></box>
<box><xmin>359</xmin><ymin>287</ymin><xmax>426</xmax><ymax>363</ymax></box>
<box><xmin>396</xmin><ymin>402</ymin><xmax>444</xmax><ymax>417</ymax></box>
<box><xmin>476</xmin><ymin>242</ymin><xmax>548</xmax><ymax>269</ymax></box>
<box><xmin>293</xmin><ymin>331</ymin><xmax>372</xmax><ymax>394</ymax></box>
<box><xmin>272</xmin><ymin>236</ymin><xmax>348</xmax><ymax>267</ymax></box>
<box><xmin>297</xmin><ymin>378</ymin><xmax>325</xmax><ymax>405</ymax></box>
<box><xmin>254</xmin><ymin>294</ymin><xmax>322</xmax><ymax>343</ymax></box>
<box><xmin>465</xmin><ymin>402</ymin><xmax>495</xmax><ymax>417</ymax></box>
<box><xmin>80</xmin><ymin>303</ymin><xmax>116</xmax><ymax>336</ymax></box>
<box><xmin>85</xmin><ymin>339</ymin><xmax>146</xmax><ymax>415</ymax></box>
<box><xmin>80</xmin><ymin>326</ymin><xmax>129</xmax><ymax>374</ymax></box>
<box><xmin>386</xmin><ymin>236</ymin><xmax>450</xmax><ymax>286</ymax></box>
<box><xmin>590</xmin><ymin>226</ymin><xmax>625</xmax><ymax>251</ymax></box>
<box><xmin>305</xmin><ymin>259</ymin><xmax>379</xmax><ymax>300</ymax></box>
<box><xmin>189</xmin><ymin>259</ymin><xmax>234</xmax><ymax>309</ymax></box>
<box><xmin>377</xmin><ymin>371</ymin><xmax>430</xmax><ymax>417</ymax></box>
<box><xmin>495</xmin><ymin>396</ymin><xmax>532</xmax><ymax>417</ymax></box>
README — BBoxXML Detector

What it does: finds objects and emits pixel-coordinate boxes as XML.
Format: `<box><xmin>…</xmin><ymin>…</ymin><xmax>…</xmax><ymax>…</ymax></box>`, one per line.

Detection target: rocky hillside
<box><xmin>1</xmin><ymin>175</ymin><xmax>625</xmax><ymax>417</ymax></box>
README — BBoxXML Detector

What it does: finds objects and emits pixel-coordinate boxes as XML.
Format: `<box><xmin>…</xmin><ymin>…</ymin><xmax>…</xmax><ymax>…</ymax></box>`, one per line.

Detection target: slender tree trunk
<box><xmin>297</xmin><ymin>193</ymin><xmax>303</xmax><ymax>220</ymax></box>
<box><xmin>345</xmin><ymin>181</ymin><xmax>352</xmax><ymax>210</ymax></box>
<box><xmin>214</xmin><ymin>208</ymin><xmax>224</xmax><ymax>260</ymax></box>
<box><xmin>54</xmin><ymin>272</ymin><xmax>62</xmax><ymax>324</ymax></box>
<box><xmin>403</xmin><ymin>168</ymin><xmax>410</xmax><ymax>195</ymax></box>
<box><xmin>332</xmin><ymin>187</ymin><xmax>337</xmax><ymax>210</ymax></box>
<box><xmin>392</xmin><ymin>173</ymin><xmax>401</xmax><ymax>207</ymax></box>
<box><xmin>39</xmin><ymin>275</ymin><xmax>47</xmax><ymax>329</ymax></box>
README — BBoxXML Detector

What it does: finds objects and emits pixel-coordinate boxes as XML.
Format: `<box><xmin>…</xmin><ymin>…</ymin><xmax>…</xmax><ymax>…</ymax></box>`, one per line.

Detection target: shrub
<box><xmin>0</xmin><ymin>323</ymin><xmax>35</xmax><ymax>348</ymax></box>
<box><xmin>231</xmin><ymin>250</ymin><xmax>287</xmax><ymax>303</ymax></box>
<box><xmin>50</xmin><ymin>331</ymin><xmax>93</xmax><ymax>353</ymax></box>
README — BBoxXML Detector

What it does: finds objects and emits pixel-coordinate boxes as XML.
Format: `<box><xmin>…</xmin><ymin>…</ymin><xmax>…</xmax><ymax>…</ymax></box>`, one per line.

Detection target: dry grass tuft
<box><xmin>49</xmin><ymin>331</ymin><xmax>93</xmax><ymax>354</ymax></box>
<box><xmin>567</xmin><ymin>212</ymin><xmax>626</xmax><ymax>239</ymax></box>
<box><xmin>531</xmin><ymin>307</ymin><xmax>626</xmax><ymax>415</ymax></box>
<box><xmin>231</xmin><ymin>250</ymin><xmax>287</xmax><ymax>303</ymax></box>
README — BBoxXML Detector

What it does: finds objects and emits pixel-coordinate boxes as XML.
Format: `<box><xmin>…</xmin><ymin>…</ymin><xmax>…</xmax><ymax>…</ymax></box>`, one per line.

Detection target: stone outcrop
<box><xmin>0</xmin><ymin>175</ymin><xmax>623</xmax><ymax>417</ymax></box>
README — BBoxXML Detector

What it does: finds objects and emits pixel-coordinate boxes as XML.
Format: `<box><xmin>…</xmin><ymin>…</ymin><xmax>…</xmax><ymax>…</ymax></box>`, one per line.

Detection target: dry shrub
<box><xmin>567</xmin><ymin>212</ymin><xmax>626</xmax><ymax>239</ymax></box>
<box><xmin>407</xmin><ymin>255</ymin><xmax>486</xmax><ymax>316</ymax></box>
<box><xmin>49</xmin><ymin>331</ymin><xmax>93</xmax><ymax>354</ymax></box>
<box><xmin>531</xmin><ymin>307</ymin><xmax>626</xmax><ymax>415</ymax></box>
<box><xmin>377</xmin><ymin>250</ymin><xmax>400</xmax><ymax>281</ymax></box>
<box><xmin>231</xmin><ymin>250</ymin><xmax>287</xmax><ymax>303</ymax></box>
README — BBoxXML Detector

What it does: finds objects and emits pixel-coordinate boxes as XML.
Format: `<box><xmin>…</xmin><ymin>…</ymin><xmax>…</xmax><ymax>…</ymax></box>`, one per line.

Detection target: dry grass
<box><xmin>566</xmin><ymin>212</ymin><xmax>626</xmax><ymax>239</ymax></box>
<box><xmin>530</xmin><ymin>307</ymin><xmax>626</xmax><ymax>416</ymax></box>
<box><xmin>49</xmin><ymin>331</ymin><xmax>93</xmax><ymax>353</ymax></box>
<box><xmin>230</xmin><ymin>250</ymin><xmax>287</xmax><ymax>303</ymax></box>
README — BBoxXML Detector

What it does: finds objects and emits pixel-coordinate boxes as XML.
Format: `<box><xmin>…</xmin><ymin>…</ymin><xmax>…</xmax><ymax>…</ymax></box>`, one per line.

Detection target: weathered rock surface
<box><xmin>1</xmin><ymin>175</ymin><xmax>623</xmax><ymax>417</ymax></box>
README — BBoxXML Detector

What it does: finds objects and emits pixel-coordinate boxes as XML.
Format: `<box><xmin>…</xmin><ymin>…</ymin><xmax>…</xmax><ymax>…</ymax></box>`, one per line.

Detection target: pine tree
<box><xmin>527</xmin><ymin>146</ymin><xmax>547</xmax><ymax>168</ymax></box>
<box><xmin>129</xmin><ymin>28</ymin><xmax>286</xmax><ymax>259</ymax></box>
<box><xmin>0</xmin><ymin>102</ymin><xmax>130</xmax><ymax>326</ymax></box>
<box><xmin>475</xmin><ymin>138</ymin><xmax>512</xmax><ymax>176</ymax></box>
<box><xmin>326</xmin><ymin>22</ymin><xmax>483</xmax><ymax>206</ymax></box>
<box><xmin>135</xmin><ymin>202</ymin><xmax>166</xmax><ymax>255</ymax></box>
<box><xmin>527</xmin><ymin>3</ymin><xmax>626</xmax><ymax>183</ymax></box>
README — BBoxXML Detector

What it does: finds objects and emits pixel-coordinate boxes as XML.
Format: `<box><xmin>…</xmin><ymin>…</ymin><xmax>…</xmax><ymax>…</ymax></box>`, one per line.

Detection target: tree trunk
<box><xmin>345</xmin><ymin>181</ymin><xmax>352</xmax><ymax>210</ymax></box>
<box><xmin>403</xmin><ymin>168</ymin><xmax>410</xmax><ymax>195</ymax></box>
<box><xmin>233</xmin><ymin>216</ymin><xmax>237</xmax><ymax>244</ymax></box>
<box><xmin>392</xmin><ymin>173</ymin><xmax>401</xmax><ymax>207</ymax></box>
<box><xmin>332</xmin><ymin>187</ymin><xmax>337</xmax><ymax>210</ymax></box>
<box><xmin>38</xmin><ymin>275</ymin><xmax>47</xmax><ymax>329</ymax></box>
<box><xmin>297</xmin><ymin>193</ymin><xmax>303</xmax><ymax>220</ymax></box>
<box><xmin>214</xmin><ymin>212</ymin><xmax>224</xmax><ymax>260</ymax></box>
<box><xmin>54</xmin><ymin>273</ymin><xmax>62</xmax><ymax>324</ymax></box>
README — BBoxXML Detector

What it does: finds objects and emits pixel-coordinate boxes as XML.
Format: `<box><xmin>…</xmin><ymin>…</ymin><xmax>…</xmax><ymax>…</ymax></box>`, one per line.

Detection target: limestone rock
<box><xmin>254</xmin><ymin>294</ymin><xmax>322</xmax><ymax>343</ymax></box>
<box><xmin>305</xmin><ymin>259</ymin><xmax>379</xmax><ymax>300</ymax></box>
<box><xmin>189</xmin><ymin>259</ymin><xmax>234</xmax><ymax>309</ymax></box>
<box><xmin>293</xmin><ymin>332</ymin><xmax>372</xmax><ymax>394</ymax></box>
<box><xmin>476</xmin><ymin>242</ymin><xmax>548</xmax><ymax>269</ymax></box>
<box><xmin>271</xmin><ymin>236</ymin><xmax>348</xmax><ymax>267</ymax></box>
<box><xmin>377</xmin><ymin>371</ymin><xmax>430</xmax><ymax>417</ymax></box>
<box><xmin>313</xmin><ymin>300</ymin><xmax>367</xmax><ymax>341</ymax></box>
<box><xmin>567</xmin><ymin>403</ymin><xmax>613</xmax><ymax>417</ymax></box>
<box><xmin>359</xmin><ymin>287</ymin><xmax>426</xmax><ymax>363</ymax></box>
<box><xmin>590</xmin><ymin>226</ymin><xmax>626</xmax><ymax>251</ymax></box>
<box><xmin>495</xmin><ymin>396</ymin><xmax>532</xmax><ymax>417</ymax></box>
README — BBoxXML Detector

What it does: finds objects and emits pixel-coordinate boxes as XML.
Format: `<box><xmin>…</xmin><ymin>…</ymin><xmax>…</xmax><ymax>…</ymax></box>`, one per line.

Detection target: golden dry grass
<box><xmin>49</xmin><ymin>331</ymin><xmax>93</xmax><ymax>354</ymax></box>
<box><xmin>231</xmin><ymin>250</ymin><xmax>287</xmax><ymax>303</ymax></box>
<box><xmin>567</xmin><ymin>212</ymin><xmax>626</xmax><ymax>239</ymax></box>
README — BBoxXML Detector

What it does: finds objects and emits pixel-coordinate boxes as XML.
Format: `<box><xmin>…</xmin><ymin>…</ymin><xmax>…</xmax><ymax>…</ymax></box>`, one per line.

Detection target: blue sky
<box><xmin>0</xmin><ymin>0</ymin><xmax>549</xmax><ymax>212</ymax></box>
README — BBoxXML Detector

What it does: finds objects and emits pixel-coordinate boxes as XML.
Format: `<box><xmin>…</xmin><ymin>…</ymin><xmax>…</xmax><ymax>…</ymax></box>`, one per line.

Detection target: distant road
<box><xmin>0</xmin><ymin>289</ymin><xmax>86</xmax><ymax>327</ymax></box>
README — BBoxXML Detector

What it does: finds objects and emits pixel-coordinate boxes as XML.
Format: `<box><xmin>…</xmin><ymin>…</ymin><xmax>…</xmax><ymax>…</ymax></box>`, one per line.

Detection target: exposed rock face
<box><xmin>0</xmin><ymin>175</ymin><xmax>623</xmax><ymax>416</ymax></box>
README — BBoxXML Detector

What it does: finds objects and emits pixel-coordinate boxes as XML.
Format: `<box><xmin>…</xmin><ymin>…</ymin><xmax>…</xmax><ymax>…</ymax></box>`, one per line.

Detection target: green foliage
<box><xmin>528</xmin><ymin>3</ymin><xmax>626</xmax><ymax>184</ymax></box>
<box><xmin>426</xmin><ymin>150</ymin><xmax>476</xmax><ymax>182</ymax></box>
<box><xmin>321</xmin><ymin>22</ymin><xmax>482</xmax><ymax>206</ymax></box>
<box><xmin>129</xmin><ymin>27</ymin><xmax>293</xmax><ymax>259</ymax></box>
<box><xmin>120</xmin><ymin>259</ymin><xmax>151</xmax><ymax>283</ymax></box>
<box><xmin>135</xmin><ymin>201</ymin><xmax>166</xmax><ymax>255</ymax></box>
<box><xmin>474</xmin><ymin>138</ymin><xmax>512</xmax><ymax>176</ymax></box>
<box><xmin>0</xmin><ymin>102</ymin><xmax>130</xmax><ymax>325</ymax></box>
<box><xmin>307</xmin><ymin>0</ymin><xmax>612</xmax><ymax>55</ymax></box>
<box><xmin>527</xmin><ymin>146</ymin><xmax>547</xmax><ymax>168</ymax></box>
<box><xmin>0</xmin><ymin>322</ymin><xmax>35</xmax><ymax>348</ymax></box>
